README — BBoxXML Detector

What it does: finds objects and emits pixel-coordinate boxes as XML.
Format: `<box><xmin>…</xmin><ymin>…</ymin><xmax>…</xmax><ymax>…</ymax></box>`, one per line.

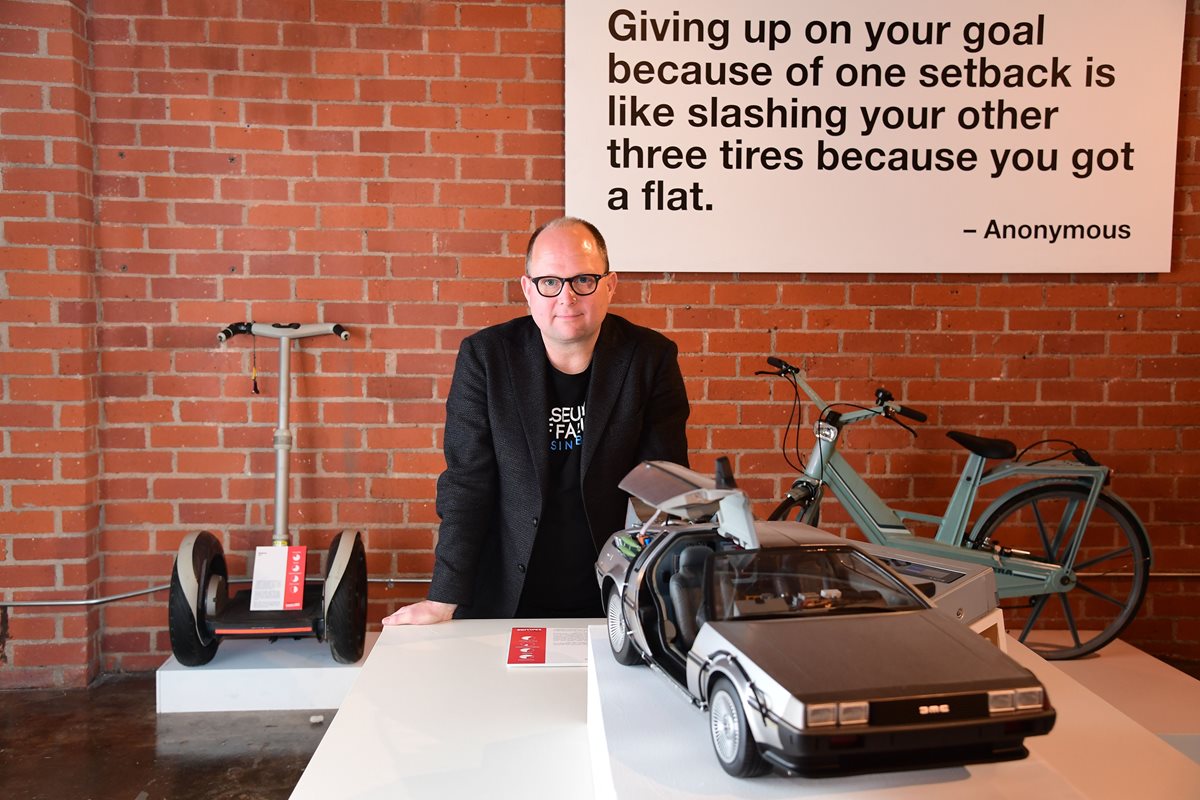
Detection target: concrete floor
<box><xmin>0</xmin><ymin>674</ymin><xmax>332</xmax><ymax>800</ymax></box>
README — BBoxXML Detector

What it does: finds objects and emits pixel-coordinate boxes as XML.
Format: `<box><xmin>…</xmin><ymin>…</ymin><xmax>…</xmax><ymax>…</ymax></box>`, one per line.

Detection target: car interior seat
<box><xmin>669</xmin><ymin>545</ymin><xmax>712</xmax><ymax>651</ymax></box>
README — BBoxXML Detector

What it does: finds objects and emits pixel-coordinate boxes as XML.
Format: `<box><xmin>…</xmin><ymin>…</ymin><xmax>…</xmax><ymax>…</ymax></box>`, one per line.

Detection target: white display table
<box><xmin>290</xmin><ymin>620</ymin><xmax>1200</xmax><ymax>799</ymax></box>
<box><xmin>289</xmin><ymin>620</ymin><xmax>593</xmax><ymax>799</ymax></box>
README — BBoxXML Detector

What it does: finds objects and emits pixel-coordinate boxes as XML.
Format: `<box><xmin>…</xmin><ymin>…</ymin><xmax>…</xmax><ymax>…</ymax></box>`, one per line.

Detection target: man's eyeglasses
<box><xmin>528</xmin><ymin>273</ymin><xmax>608</xmax><ymax>298</ymax></box>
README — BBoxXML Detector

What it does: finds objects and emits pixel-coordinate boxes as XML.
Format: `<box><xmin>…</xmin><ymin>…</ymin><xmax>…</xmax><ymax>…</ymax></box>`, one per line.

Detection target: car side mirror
<box><xmin>714</xmin><ymin>456</ymin><xmax>737</xmax><ymax>489</ymax></box>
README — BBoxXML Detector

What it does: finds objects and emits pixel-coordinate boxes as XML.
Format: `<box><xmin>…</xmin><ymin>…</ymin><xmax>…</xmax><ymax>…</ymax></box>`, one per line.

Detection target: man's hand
<box><xmin>381</xmin><ymin>599</ymin><xmax>457</xmax><ymax>626</ymax></box>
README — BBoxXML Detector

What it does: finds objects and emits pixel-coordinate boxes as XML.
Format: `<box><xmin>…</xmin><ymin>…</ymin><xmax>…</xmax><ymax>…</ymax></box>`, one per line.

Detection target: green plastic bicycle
<box><xmin>759</xmin><ymin>357</ymin><xmax>1152</xmax><ymax>660</ymax></box>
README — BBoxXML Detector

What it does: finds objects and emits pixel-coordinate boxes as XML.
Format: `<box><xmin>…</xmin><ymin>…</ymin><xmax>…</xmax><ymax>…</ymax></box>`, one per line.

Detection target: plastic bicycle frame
<box><xmin>784</xmin><ymin>380</ymin><xmax>1119</xmax><ymax>601</ymax></box>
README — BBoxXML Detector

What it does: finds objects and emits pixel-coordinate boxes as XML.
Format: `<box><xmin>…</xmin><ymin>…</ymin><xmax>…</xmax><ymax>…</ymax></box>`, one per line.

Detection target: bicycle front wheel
<box><xmin>976</xmin><ymin>482</ymin><xmax>1151</xmax><ymax>660</ymax></box>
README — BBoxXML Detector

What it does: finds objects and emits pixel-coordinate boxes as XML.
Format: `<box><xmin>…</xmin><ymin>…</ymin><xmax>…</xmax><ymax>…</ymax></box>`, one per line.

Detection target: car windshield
<box><xmin>708</xmin><ymin>547</ymin><xmax>925</xmax><ymax>620</ymax></box>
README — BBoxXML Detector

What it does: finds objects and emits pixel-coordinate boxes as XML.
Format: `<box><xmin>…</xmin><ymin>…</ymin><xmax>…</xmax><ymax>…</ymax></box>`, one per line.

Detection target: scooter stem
<box><xmin>273</xmin><ymin>336</ymin><xmax>293</xmax><ymax>547</ymax></box>
<box><xmin>218</xmin><ymin>322</ymin><xmax>349</xmax><ymax>546</ymax></box>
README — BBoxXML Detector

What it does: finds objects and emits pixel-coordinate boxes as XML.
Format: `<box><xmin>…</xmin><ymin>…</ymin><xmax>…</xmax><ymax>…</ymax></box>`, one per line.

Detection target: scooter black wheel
<box><xmin>168</xmin><ymin>531</ymin><xmax>227</xmax><ymax>667</ymax></box>
<box><xmin>324</xmin><ymin>531</ymin><xmax>368</xmax><ymax>664</ymax></box>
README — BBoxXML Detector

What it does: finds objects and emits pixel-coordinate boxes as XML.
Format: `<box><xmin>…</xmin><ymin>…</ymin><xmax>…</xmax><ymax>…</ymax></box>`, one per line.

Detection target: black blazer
<box><xmin>428</xmin><ymin>314</ymin><xmax>690</xmax><ymax>618</ymax></box>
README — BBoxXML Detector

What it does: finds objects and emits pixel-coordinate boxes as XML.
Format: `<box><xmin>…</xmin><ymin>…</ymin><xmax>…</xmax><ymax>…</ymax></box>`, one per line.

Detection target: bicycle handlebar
<box><xmin>763</xmin><ymin>355</ymin><xmax>927</xmax><ymax>427</ymax></box>
<box><xmin>217</xmin><ymin>322</ymin><xmax>350</xmax><ymax>343</ymax></box>
<box><xmin>893</xmin><ymin>404</ymin><xmax>928</xmax><ymax>423</ymax></box>
<box><xmin>766</xmin><ymin>356</ymin><xmax>800</xmax><ymax>375</ymax></box>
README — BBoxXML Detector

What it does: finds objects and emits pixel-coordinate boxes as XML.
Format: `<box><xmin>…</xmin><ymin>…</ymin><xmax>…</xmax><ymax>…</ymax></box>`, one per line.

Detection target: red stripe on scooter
<box><xmin>214</xmin><ymin>627</ymin><xmax>312</xmax><ymax>635</ymax></box>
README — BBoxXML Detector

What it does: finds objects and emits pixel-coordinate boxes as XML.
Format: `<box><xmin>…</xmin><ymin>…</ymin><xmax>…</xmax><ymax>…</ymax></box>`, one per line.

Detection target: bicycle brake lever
<box><xmin>884</xmin><ymin>409</ymin><xmax>918</xmax><ymax>438</ymax></box>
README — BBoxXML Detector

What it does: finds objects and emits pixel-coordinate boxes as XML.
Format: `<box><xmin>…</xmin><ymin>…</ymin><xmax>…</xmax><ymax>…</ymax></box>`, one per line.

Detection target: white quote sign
<box><xmin>565</xmin><ymin>1</ymin><xmax>1184</xmax><ymax>273</ymax></box>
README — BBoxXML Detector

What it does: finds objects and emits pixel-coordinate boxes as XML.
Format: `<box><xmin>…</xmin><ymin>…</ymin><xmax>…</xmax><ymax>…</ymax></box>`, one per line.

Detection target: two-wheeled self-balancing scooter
<box><xmin>167</xmin><ymin>322</ymin><xmax>368</xmax><ymax>666</ymax></box>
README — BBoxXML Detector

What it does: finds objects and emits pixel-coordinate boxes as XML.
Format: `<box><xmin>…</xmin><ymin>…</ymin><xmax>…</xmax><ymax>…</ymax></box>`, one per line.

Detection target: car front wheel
<box><xmin>606</xmin><ymin>586</ymin><xmax>641</xmax><ymax>666</ymax></box>
<box><xmin>709</xmin><ymin>677</ymin><xmax>770</xmax><ymax>777</ymax></box>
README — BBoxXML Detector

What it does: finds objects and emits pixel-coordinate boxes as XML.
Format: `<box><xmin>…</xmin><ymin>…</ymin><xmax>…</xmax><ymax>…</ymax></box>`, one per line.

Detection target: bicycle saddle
<box><xmin>946</xmin><ymin>431</ymin><xmax>1017</xmax><ymax>460</ymax></box>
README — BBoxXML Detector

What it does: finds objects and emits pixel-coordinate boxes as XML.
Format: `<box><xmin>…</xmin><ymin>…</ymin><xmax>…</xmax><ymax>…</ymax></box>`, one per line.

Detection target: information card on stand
<box><xmin>506</xmin><ymin>627</ymin><xmax>589</xmax><ymax>667</ymax></box>
<box><xmin>249</xmin><ymin>545</ymin><xmax>307</xmax><ymax>611</ymax></box>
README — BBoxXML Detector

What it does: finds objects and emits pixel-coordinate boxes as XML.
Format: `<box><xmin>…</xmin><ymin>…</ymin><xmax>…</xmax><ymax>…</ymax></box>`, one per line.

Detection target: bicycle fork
<box><xmin>778</xmin><ymin>477</ymin><xmax>823</xmax><ymax>526</ymax></box>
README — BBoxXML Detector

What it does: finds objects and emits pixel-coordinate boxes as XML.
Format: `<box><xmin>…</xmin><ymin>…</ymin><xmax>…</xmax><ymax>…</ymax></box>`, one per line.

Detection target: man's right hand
<box><xmin>381</xmin><ymin>599</ymin><xmax>457</xmax><ymax>626</ymax></box>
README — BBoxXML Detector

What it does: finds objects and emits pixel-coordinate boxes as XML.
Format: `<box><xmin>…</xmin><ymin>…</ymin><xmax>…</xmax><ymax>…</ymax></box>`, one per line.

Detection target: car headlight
<box><xmin>805</xmin><ymin>703</ymin><xmax>838</xmax><ymax>727</ymax></box>
<box><xmin>838</xmin><ymin>701</ymin><xmax>869</xmax><ymax>725</ymax></box>
<box><xmin>988</xmin><ymin>690</ymin><xmax>1016</xmax><ymax>713</ymax></box>
<box><xmin>1015</xmin><ymin>687</ymin><xmax>1044</xmax><ymax>710</ymax></box>
<box><xmin>989</xmin><ymin>687</ymin><xmax>1043</xmax><ymax>714</ymax></box>
<box><xmin>803</xmin><ymin>701</ymin><xmax>869</xmax><ymax>727</ymax></box>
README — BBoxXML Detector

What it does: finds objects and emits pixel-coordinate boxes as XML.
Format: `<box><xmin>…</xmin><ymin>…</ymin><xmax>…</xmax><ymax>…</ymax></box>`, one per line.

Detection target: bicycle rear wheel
<box><xmin>976</xmin><ymin>482</ymin><xmax>1150</xmax><ymax>660</ymax></box>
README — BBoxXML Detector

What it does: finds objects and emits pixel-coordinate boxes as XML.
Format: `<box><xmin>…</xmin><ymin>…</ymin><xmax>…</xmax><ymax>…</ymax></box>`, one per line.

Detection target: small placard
<box><xmin>506</xmin><ymin>627</ymin><xmax>589</xmax><ymax>667</ymax></box>
<box><xmin>250</xmin><ymin>545</ymin><xmax>307</xmax><ymax>611</ymax></box>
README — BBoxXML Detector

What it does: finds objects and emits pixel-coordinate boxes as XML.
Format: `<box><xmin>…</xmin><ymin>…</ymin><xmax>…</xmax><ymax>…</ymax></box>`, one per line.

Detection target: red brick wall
<box><xmin>1</xmin><ymin>0</ymin><xmax>1197</xmax><ymax>687</ymax></box>
<box><xmin>1</xmin><ymin>0</ymin><xmax>101</xmax><ymax>687</ymax></box>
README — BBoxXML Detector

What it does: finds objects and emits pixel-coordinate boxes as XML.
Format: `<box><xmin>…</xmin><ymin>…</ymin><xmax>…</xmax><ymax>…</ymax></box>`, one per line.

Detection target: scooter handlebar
<box><xmin>217</xmin><ymin>322</ymin><xmax>253</xmax><ymax>343</ymax></box>
<box><xmin>216</xmin><ymin>322</ymin><xmax>351</xmax><ymax>343</ymax></box>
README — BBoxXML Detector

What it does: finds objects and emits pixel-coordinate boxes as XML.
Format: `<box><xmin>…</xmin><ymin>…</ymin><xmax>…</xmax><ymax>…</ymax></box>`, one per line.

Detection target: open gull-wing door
<box><xmin>618</xmin><ymin>460</ymin><xmax>759</xmax><ymax>549</ymax></box>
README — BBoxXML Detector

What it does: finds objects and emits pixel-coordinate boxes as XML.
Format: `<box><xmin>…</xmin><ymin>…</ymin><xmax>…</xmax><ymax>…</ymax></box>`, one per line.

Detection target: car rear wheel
<box><xmin>606</xmin><ymin>586</ymin><xmax>640</xmax><ymax>666</ymax></box>
<box><xmin>709</xmin><ymin>677</ymin><xmax>770</xmax><ymax>777</ymax></box>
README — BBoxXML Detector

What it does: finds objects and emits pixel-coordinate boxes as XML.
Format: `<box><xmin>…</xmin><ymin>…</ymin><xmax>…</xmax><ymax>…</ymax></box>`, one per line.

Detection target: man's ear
<box><xmin>606</xmin><ymin>271</ymin><xmax>618</xmax><ymax>298</ymax></box>
<box><xmin>520</xmin><ymin>274</ymin><xmax>535</xmax><ymax>304</ymax></box>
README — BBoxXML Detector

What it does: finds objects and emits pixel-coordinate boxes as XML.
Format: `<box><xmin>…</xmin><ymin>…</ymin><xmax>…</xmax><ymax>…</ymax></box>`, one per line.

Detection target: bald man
<box><xmin>383</xmin><ymin>217</ymin><xmax>690</xmax><ymax>624</ymax></box>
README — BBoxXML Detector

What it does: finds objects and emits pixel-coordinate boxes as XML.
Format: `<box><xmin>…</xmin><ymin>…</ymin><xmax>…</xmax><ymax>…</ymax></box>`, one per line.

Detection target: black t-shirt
<box><xmin>515</xmin><ymin>362</ymin><xmax>603</xmax><ymax>618</ymax></box>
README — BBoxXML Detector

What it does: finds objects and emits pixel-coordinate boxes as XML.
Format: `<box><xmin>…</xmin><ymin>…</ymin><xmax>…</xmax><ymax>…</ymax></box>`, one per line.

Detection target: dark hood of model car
<box><xmin>705</xmin><ymin>610</ymin><xmax>1036</xmax><ymax>702</ymax></box>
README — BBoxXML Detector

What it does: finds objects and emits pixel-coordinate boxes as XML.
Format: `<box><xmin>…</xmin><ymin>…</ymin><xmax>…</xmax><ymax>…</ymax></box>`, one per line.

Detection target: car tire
<box><xmin>606</xmin><ymin>586</ymin><xmax>641</xmax><ymax>666</ymax></box>
<box><xmin>709</xmin><ymin>676</ymin><xmax>770</xmax><ymax>778</ymax></box>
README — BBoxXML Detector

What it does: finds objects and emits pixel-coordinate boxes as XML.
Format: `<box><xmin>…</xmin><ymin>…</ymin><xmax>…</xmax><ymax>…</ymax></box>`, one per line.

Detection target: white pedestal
<box><xmin>1054</xmin><ymin>636</ymin><xmax>1200</xmax><ymax>764</ymax></box>
<box><xmin>968</xmin><ymin>607</ymin><xmax>1007</xmax><ymax>651</ymax></box>
<box><xmin>155</xmin><ymin>633</ymin><xmax>377</xmax><ymax>713</ymax></box>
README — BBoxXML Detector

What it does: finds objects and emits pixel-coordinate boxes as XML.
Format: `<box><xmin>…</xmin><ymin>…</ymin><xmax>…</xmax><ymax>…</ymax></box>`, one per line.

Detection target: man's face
<box><xmin>521</xmin><ymin>224</ymin><xmax>617</xmax><ymax>350</ymax></box>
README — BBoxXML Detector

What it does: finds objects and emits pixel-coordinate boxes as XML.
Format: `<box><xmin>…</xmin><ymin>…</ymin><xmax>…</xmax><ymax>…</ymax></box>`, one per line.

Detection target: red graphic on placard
<box><xmin>507</xmin><ymin>627</ymin><xmax>547</xmax><ymax>664</ymax></box>
<box><xmin>284</xmin><ymin>546</ymin><xmax>306</xmax><ymax>610</ymax></box>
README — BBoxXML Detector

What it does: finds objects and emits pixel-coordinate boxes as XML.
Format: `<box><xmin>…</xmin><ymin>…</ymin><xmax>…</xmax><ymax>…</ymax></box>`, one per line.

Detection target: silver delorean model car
<box><xmin>595</xmin><ymin>460</ymin><xmax>1056</xmax><ymax>778</ymax></box>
